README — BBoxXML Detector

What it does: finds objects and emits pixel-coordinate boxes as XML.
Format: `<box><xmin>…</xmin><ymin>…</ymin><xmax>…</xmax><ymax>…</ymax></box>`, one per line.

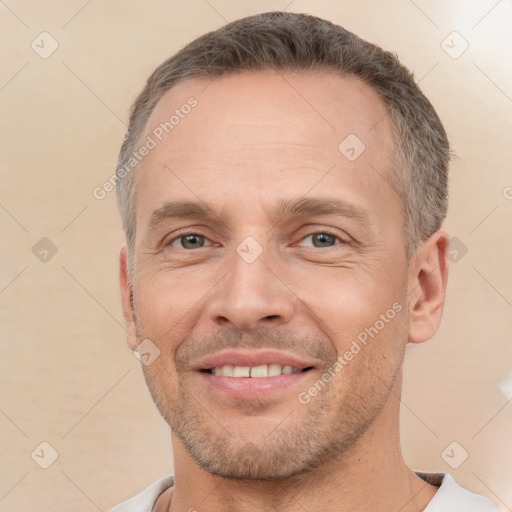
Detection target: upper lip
<box><xmin>193</xmin><ymin>349</ymin><xmax>317</xmax><ymax>371</ymax></box>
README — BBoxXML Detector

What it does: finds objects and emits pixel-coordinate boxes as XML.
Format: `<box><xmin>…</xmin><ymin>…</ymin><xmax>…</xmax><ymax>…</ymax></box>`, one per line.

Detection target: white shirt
<box><xmin>110</xmin><ymin>472</ymin><xmax>501</xmax><ymax>512</ymax></box>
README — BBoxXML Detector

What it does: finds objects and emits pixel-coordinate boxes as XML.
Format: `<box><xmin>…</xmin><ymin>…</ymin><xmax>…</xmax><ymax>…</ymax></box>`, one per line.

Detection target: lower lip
<box><xmin>197</xmin><ymin>370</ymin><xmax>313</xmax><ymax>399</ymax></box>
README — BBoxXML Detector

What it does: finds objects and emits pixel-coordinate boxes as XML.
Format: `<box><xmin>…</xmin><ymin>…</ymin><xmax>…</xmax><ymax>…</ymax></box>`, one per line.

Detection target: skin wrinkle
<box><xmin>119</xmin><ymin>70</ymin><xmax>447</xmax><ymax>512</ymax></box>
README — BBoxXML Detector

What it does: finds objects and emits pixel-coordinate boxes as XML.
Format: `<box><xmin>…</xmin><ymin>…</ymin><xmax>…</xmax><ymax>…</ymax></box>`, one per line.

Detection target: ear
<box><xmin>407</xmin><ymin>229</ymin><xmax>450</xmax><ymax>343</ymax></box>
<box><xmin>119</xmin><ymin>244</ymin><xmax>138</xmax><ymax>350</ymax></box>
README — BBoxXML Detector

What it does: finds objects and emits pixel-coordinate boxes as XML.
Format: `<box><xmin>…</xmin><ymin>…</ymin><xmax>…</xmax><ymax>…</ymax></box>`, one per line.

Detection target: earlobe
<box><xmin>119</xmin><ymin>244</ymin><xmax>139</xmax><ymax>350</ymax></box>
<box><xmin>407</xmin><ymin>230</ymin><xmax>450</xmax><ymax>344</ymax></box>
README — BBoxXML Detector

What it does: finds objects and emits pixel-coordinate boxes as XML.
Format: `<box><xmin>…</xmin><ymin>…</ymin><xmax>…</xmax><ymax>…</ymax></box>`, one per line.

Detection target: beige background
<box><xmin>0</xmin><ymin>1</ymin><xmax>511</xmax><ymax>510</ymax></box>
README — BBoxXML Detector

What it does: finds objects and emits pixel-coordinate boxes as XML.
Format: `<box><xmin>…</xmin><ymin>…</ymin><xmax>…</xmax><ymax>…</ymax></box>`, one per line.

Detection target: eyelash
<box><xmin>164</xmin><ymin>229</ymin><xmax>348</xmax><ymax>249</ymax></box>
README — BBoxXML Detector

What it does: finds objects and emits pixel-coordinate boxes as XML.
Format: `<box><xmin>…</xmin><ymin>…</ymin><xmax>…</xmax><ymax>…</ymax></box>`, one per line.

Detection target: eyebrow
<box><xmin>269</xmin><ymin>197</ymin><xmax>369</xmax><ymax>225</ymax></box>
<box><xmin>148</xmin><ymin>201</ymin><xmax>219</xmax><ymax>231</ymax></box>
<box><xmin>147</xmin><ymin>197</ymin><xmax>370</xmax><ymax>231</ymax></box>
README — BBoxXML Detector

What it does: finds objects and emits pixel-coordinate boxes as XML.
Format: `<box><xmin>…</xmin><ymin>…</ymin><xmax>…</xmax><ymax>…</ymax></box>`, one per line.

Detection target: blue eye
<box><xmin>170</xmin><ymin>234</ymin><xmax>207</xmax><ymax>249</ymax></box>
<box><xmin>165</xmin><ymin>230</ymin><xmax>345</xmax><ymax>251</ymax></box>
<box><xmin>299</xmin><ymin>232</ymin><xmax>343</xmax><ymax>248</ymax></box>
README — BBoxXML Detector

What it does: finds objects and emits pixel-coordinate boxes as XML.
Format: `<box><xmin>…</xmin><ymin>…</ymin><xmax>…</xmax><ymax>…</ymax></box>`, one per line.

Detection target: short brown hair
<box><xmin>116</xmin><ymin>11</ymin><xmax>449</xmax><ymax>264</ymax></box>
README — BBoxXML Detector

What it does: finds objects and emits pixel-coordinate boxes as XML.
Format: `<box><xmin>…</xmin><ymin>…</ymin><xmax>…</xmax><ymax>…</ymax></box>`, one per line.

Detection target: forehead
<box><xmin>143</xmin><ymin>69</ymin><xmax>393</xmax><ymax>153</ymax></box>
<box><xmin>135</xmin><ymin>69</ymin><xmax>398</xmax><ymax>228</ymax></box>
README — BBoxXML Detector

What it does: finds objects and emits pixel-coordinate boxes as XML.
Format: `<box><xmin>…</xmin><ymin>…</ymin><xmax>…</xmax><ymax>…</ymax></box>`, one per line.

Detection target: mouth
<box><xmin>201</xmin><ymin>364</ymin><xmax>314</xmax><ymax>377</ymax></box>
<box><xmin>194</xmin><ymin>350</ymin><xmax>317</xmax><ymax>399</ymax></box>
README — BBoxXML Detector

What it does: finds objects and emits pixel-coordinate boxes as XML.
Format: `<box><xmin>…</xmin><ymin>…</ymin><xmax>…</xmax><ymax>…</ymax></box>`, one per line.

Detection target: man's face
<box><xmin>126</xmin><ymin>70</ymin><xmax>412</xmax><ymax>479</ymax></box>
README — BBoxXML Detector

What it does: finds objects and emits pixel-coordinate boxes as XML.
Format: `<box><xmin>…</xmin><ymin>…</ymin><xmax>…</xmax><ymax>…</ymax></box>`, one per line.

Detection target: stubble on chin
<box><xmin>134</xmin><ymin>308</ymin><xmax>407</xmax><ymax>481</ymax></box>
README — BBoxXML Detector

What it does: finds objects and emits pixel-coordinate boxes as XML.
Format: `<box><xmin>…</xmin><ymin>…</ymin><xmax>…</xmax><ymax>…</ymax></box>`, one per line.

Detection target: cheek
<box><xmin>289</xmin><ymin>264</ymin><xmax>407</xmax><ymax>343</ymax></box>
<box><xmin>132</xmin><ymin>267</ymin><xmax>234</xmax><ymax>377</ymax></box>
<box><xmin>133</xmin><ymin>268</ymin><xmax>212</xmax><ymax>338</ymax></box>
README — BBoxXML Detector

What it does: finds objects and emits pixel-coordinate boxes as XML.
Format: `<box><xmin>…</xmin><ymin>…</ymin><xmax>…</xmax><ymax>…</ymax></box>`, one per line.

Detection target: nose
<box><xmin>206</xmin><ymin>247</ymin><xmax>296</xmax><ymax>330</ymax></box>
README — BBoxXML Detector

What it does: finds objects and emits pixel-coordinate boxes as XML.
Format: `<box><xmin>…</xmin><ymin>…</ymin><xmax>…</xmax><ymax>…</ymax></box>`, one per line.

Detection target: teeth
<box><xmin>221</xmin><ymin>365</ymin><xmax>234</xmax><ymax>377</ymax></box>
<box><xmin>250</xmin><ymin>365</ymin><xmax>268</xmax><ymax>377</ymax></box>
<box><xmin>210</xmin><ymin>364</ymin><xmax>302</xmax><ymax>377</ymax></box>
<box><xmin>233</xmin><ymin>366</ymin><xmax>250</xmax><ymax>377</ymax></box>
<box><xmin>268</xmin><ymin>364</ymin><xmax>282</xmax><ymax>376</ymax></box>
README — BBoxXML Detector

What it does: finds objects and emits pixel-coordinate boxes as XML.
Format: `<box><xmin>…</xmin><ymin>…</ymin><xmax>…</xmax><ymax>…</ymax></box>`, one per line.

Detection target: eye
<box><xmin>298</xmin><ymin>231</ymin><xmax>345</xmax><ymax>248</ymax></box>
<box><xmin>167</xmin><ymin>233</ymin><xmax>213</xmax><ymax>250</ymax></box>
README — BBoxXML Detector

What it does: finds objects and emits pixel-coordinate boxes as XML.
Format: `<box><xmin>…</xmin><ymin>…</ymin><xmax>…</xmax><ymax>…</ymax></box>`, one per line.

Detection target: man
<box><xmin>111</xmin><ymin>11</ymin><xmax>500</xmax><ymax>512</ymax></box>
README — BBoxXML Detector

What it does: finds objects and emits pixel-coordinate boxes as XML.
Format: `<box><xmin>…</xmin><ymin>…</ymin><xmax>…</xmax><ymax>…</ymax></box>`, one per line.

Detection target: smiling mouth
<box><xmin>201</xmin><ymin>364</ymin><xmax>315</xmax><ymax>377</ymax></box>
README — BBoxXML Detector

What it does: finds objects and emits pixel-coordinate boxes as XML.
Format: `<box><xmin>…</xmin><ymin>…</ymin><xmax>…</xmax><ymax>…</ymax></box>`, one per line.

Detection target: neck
<box><xmin>164</xmin><ymin>376</ymin><xmax>439</xmax><ymax>512</ymax></box>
